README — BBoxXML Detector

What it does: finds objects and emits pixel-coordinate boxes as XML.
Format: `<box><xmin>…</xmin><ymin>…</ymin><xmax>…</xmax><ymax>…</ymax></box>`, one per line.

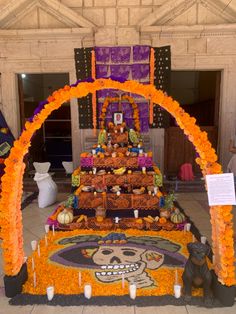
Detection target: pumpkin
<box><xmin>159</xmin><ymin>217</ymin><xmax>167</xmax><ymax>224</ymax></box>
<box><xmin>57</xmin><ymin>209</ymin><xmax>74</xmax><ymax>224</ymax></box>
<box><xmin>170</xmin><ymin>208</ymin><xmax>185</xmax><ymax>224</ymax></box>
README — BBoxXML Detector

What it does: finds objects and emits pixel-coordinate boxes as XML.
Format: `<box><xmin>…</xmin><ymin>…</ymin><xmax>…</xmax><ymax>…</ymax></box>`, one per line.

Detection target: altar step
<box><xmin>23</xmin><ymin>174</ymin><xmax>205</xmax><ymax>193</ymax></box>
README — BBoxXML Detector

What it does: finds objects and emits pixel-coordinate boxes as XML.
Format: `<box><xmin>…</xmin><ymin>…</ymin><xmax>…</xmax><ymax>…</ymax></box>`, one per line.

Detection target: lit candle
<box><xmin>94</xmin><ymin>191</ymin><xmax>97</xmax><ymax>196</ymax></box>
<box><xmin>122</xmin><ymin>273</ymin><xmax>125</xmax><ymax>289</ymax></box>
<box><xmin>78</xmin><ymin>271</ymin><xmax>82</xmax><ymax>287</ymax></box>
<box><xmin>45</xmin><ymin>234</ymin><xmax>48</xmax><ymax>246</ymax></box>
<box><xmin>33</xmin><ymin>272</ymin><xmax>36</xmax><ymax>288</ymax></box>
<box><xmin>32</xmin><ymin>257</ymin><xmax>35</xmax><ymax>270</ymax></box>
<box><xmin>37</xmin><ymin>244</ymin><xmax>40</xmax><ymax>257</ymax></box>
<box><xmin>52</xmin><ymin>224</ymin><xmax>55</xmax><ymax>236</ymax></box>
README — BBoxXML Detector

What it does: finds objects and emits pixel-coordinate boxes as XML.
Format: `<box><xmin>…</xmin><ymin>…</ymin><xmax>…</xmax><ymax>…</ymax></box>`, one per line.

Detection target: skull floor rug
<box><xmin>9</xmin><ymin>228</ymin><xmax>217</xmax><ymax>306</ymax></box>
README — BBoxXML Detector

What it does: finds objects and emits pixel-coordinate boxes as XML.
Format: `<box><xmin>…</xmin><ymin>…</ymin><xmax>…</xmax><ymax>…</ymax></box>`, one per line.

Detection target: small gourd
<box><xmin>170</xmin><ymin>208</ymin><xmax>185</xmax><ymax>224</ymax></box>
<box><xmin>57</xmin><ymin>209</ymin><xmax>74</xmax><ymax>224</ymax></box>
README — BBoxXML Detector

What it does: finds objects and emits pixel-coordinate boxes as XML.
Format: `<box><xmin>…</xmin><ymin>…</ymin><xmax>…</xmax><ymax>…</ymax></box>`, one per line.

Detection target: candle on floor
<box><xmin>45</xmin><ymin>234</ymin><xmax>48</xmax><ymax>246</ymax></box>
<box><xmin>37</xmin><ymin>244</ymin><xmax>40</xmax><ymax>257</ymax></box>
<box><xmin>52</xmin><ymin>224</ymin><xmax>55</xmax><ymax>236</ymax></box>
<box><xmin>33</xmin><ymin>272</ymin><xmax>36</xmax><ymax>288</ymax></box>
<box><xmin>32</xmin><ymin>257</ymin><xmax>35</xmax><ymax>271</ymax></box>
<box><xmin>122</xmin><ymin>273</ymin><xmax>125</xmax><ymax>289</ymax></box>
<box><xmin>44</xmin><ymin>224</ymin><xmax>50</xmax><ymax>234</ymax></box>
<box><xmin>78</xmin><ymin>271</ymin><xmax>82</xmax><ymax>287</ymax></box>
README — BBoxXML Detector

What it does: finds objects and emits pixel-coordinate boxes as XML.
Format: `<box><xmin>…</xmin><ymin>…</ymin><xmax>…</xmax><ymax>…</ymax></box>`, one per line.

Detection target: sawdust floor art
<box><xmin>23</xmin><ymin>229</ymin><xmax>207</xmax><ymax>297</ymax></box>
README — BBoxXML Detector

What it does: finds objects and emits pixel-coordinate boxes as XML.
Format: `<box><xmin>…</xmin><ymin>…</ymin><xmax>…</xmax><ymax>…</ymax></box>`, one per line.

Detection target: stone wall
<box><xmin>0</xmin><ymin>0</ymin><xmax>235</xmax><ymax>171</ymax></box>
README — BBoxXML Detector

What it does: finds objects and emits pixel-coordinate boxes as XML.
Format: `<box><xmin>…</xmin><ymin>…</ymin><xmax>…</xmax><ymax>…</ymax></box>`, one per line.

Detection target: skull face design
<box><xmin>92</xmin><ymin>245</ymin><xmax>164</xmax><ymax>287</ymax></box>
<box><xmin>50</xmin><ymin>233</ymin><xmax>186</xmax><ymax>289</ymax></box>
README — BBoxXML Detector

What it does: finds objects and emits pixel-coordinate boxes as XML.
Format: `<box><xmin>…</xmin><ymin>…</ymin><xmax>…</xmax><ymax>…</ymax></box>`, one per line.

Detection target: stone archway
<box><xmin>0</xmin><ymin>78</ymin><xmax>234</xmax><ymax>287</ymax></box>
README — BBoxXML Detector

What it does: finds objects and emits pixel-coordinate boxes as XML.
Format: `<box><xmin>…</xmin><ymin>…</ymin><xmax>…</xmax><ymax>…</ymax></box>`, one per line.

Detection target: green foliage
<box><xmin>64</xmin><ymin>194</ymin><xmax>74</xmax><ymax>208</ymax></box>
<box><xmin>163</xmin><ymin>192</ymin><xmax>176</xmax><ymax>209</ymax></box>
<box><xmin>98</xmin><ymin>129</ymin><xmax>107</xmax><ymax>145</ymax></box>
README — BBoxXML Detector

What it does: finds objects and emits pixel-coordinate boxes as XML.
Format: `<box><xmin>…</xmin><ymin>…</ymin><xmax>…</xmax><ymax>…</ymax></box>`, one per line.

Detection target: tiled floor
<box><xmin>0</xmin><ymin>191</ymin><xmax>235</xmax><ymax>313</ymax></box>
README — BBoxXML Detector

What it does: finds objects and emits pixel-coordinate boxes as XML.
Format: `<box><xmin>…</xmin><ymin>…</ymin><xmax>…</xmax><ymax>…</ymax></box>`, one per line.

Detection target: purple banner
<box><xmin>110</xmin><ymin>65</ymin><xmax>131</xmax><ymax>80</ymax></box>
<box><xmin>132</xmin><ymin>64</ymin><xmax>150</xmax><ymax>80</ymax></box>
<box><xmin>138</xmin><ymin>103</ymin><xmax>149</xmax><ymax>117</ymax></box>
<box><xmin>140</xmin><ymin>118</ymin><xmax>149</xmax><ymax>133</ymax></box>
<box><xmin>111</xmin><ymin>47</ymin><xmax>131</xmax><ymax>63</ymax></box>
<box><xmin>95</xmin><ymin>47</ymin><xmax>110</xmax><ymax>62</ymax></box>
<box><xmin>97</xmin><ymin>89</ymin><xmax>120</xmax><ymax>98</ymax></box>
<box><xmin>96</xmin><ymin>65</ymin><xmax>109</xmax><ymax>78</ymax></box>
<box><xmin>133</xmin><ymin>45</ymin><xmax>150</xmax><ymax>62</ymax></box>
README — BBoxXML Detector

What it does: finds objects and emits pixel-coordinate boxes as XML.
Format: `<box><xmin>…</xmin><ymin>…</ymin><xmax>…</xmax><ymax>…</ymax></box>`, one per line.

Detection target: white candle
<box><xmin>32</xmin><ymin>257</ymin><xmax>35</xmax><ymax>271</ymax></box>
<box><xmin>37</xmin><ymin>244</ymin><xmax>40</xmax><ymax>257</ymax></box>
<box><xmin>31</xmin><ymin>240</ymin><xmax>37</xmax><ymax>251</ymax></box>
<box><xmin>129</xmin><ymin>283</ymin><xmax>136</xmax><ymax>300</ymax></box>
<box><xmin>33</xmin><ymin>272</ymin><xmax>36</xmax><ymax>288</ymax></box>
<box><xmin>122</xmin><ymin>273</ymin><xmax>125</xmax><ymax>289</ymax></box>
<box><xmin>174</xmin><ymin>284</ymin><xmax>181</xmax><ymax>298</ymax></box>
<box><xmin>52</xmin><ymin>224</ymin><xmax>55</xmax><ymax>236</ymax></box>
<box><xmin>46</xmin><ymin>286</ymin><xmax>54</xmax><ymax>301</ymax></box>
<box><xmin>45</xmin><ymin>234</ymin><xmax>48</xmax><ymax>246</ymax></box>
<box><xmin>185</xmin><ymin>223</ymin><xmax>191</xmax><ymax>232</ymax></box>
<box><xmin>44</xmin><ymin>224</ymin><xmax>50</xmax><ymax>234</ymax></box>
<box><xmin>78</xmin><ymin>272</ymin><xmax>82</xmax><ymax>287</ymax></box>
<box><xmin>201</xmin><ymin>236</ymin><xmax>207</xmax><ymax>244</ymax></box>
<box><xmin>84</xmin><ymin>284</ymin><xmax>92</xmax><ymax>299</ymax></box>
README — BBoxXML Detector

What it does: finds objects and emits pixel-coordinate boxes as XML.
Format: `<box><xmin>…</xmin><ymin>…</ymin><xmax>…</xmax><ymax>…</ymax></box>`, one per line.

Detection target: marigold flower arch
<box><xmin>0</xmin><ymin>78</ymin><xmax>234</xmax><ymax>286</ymax></box>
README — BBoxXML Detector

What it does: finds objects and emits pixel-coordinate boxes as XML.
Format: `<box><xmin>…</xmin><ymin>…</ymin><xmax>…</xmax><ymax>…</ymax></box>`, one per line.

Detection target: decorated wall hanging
<box><xmin>74</xmin><ymin>46</ymin><xmax>171</xmax><ymax>131</ymax></box>
<box><xmin>0</xmin><ymin>78</ymin><xmax>234</xmax><ymax>294</ymax></box>
<box><xmin>151</xmin><ymin>46</ymin><xmax>171</xmax><ymax>128</ymax></box>
<box><xmin>74</xmin><ymin>48</ymin><xmax>93</xmax><ymax>128</ymax></box>
<box><xmin>99</xmin><ymin>95</ymin><xmax>140</xmax><ymax>132</ymax></box>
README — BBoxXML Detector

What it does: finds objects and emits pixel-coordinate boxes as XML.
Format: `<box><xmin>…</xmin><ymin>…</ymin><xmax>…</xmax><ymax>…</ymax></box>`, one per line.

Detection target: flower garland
<box><xmin>0</xmin><ymin>78</ymin><xmax>234</xmax><ymax>286</ymax></box>
<box><xmin>100</xmin><ymin>95</ymin><xmax>140</xmax><ymax>132</ymax></box>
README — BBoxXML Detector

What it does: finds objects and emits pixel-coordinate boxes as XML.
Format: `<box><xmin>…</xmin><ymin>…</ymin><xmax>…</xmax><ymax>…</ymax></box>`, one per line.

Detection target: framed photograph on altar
<box><xmin>113</xmin><ymin>112</ymin><xmax>123</xmax><ymax>125</ymax></box>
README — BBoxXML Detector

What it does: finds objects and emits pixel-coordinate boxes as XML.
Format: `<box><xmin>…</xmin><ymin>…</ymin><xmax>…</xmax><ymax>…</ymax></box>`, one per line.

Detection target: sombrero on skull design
<box><xmin>50</xmin><ymin>233</ymin><xmax>187</xmax><ymax>288</ymax></box>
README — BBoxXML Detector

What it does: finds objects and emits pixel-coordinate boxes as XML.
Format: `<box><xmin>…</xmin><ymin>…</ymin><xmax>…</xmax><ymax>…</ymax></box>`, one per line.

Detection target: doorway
<box><xmin>164</xmin><ymin>71</ymin><xmax>220</xmax><ymax>177</ymax></box>
<box><xmin>18</xmin><ymin>73</ymin><xmax>72</xmax><ymax>170</ymax></box>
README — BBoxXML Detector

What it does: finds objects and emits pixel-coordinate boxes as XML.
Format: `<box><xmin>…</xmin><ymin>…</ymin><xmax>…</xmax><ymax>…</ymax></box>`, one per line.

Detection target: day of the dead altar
<box><xmin>0</xmin><ymin>77</ymin><xmax>235</xmax><ymax>307</ymax></box>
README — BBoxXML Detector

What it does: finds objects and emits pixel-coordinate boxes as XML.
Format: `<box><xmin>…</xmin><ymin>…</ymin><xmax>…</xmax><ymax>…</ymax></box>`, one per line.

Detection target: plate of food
<box><xmin>82</xmin><ymin>186</ymin><xmax>93</xmax><ymax>192</ymax></box>
<box><xmin>147</xmin><ymin>186</ymin><xmax>154</xmax><ymax>192</ymax></box>
<box><xmin>133</xmin><ymin>187</ymin><xmax>145</xmax><ymax>195</ymax></box>
<box><xmin>111</xmin><ymin>185</ymin><xmax>121</xmax><ymax>193</ymax></box>
<box><xmin>97</xmin><ymin>170</ymin><xmax>106</xmax><ymax>175</ymax></box>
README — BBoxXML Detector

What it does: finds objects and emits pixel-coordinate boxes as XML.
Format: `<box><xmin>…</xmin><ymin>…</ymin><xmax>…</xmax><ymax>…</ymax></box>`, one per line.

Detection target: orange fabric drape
<box><xmin>149</xmin><ymin>48</ymin><xmax>155</xmax><ymax>124</ymax></box>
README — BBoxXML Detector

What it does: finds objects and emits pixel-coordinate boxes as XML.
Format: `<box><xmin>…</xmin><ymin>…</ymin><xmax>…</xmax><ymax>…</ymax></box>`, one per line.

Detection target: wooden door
<box><xmin>164</xmin><ymin>126</ymin><xmax>218</xmax><ymax>176</ymax></box>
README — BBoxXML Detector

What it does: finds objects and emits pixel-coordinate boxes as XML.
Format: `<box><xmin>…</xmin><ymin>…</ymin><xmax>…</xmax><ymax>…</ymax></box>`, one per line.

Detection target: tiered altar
<box><xmin>47</xmin><ymin>120</ymin><xmax>185</xmax><ymax>232</ymax></box>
